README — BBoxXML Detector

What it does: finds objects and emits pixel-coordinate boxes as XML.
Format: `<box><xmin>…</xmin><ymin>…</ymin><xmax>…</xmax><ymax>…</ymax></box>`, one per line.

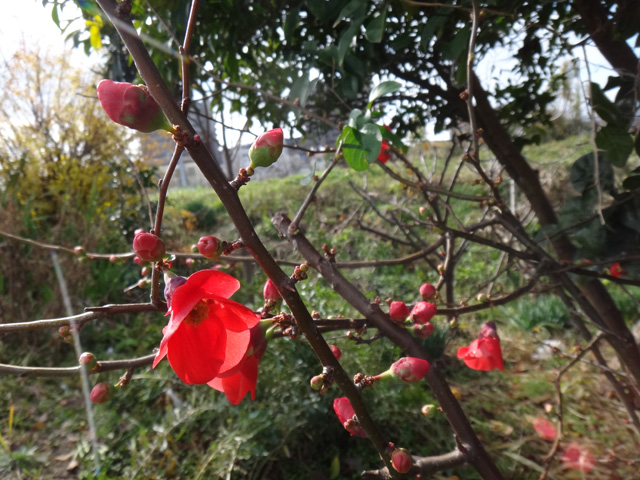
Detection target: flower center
<box><xmin>184</xmin><ymin>299</ymin><xmax>213</xmax><ymax>327</ymax></box>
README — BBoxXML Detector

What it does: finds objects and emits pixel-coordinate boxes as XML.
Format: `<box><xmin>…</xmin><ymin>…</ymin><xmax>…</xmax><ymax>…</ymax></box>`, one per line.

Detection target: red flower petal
<box><xmin>561</xmin><ymin>442</ymin><xmax>595</xmax><ymax>472</ymax></box>
<box><xmin>533</xmin><ymin>417</ymin><xmax>557</xmax><ymax>440</ymax></box>
<box><xmin>209</xmin><ymin>354</ymin><xmax>260</xmax><ymax>405</ymax></box>
<box><xmin>457</xmin><ymin>335</ymin><xmax>504</xmax><ymax>371</ymax></box>
<box><xmin>333</xmin><ymin>397</ymin><xmax>367</xmax><ymax>437</ymax></box>
<box><xmin>165</xmin><ymin>315</ymin><xmax>227</xmax><ymax>384</ymax></box>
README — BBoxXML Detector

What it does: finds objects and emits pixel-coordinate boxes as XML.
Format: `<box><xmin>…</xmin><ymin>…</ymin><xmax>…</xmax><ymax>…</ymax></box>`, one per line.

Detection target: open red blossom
<box><xmin>609</xmin><ymin>262</ymin><xmax>626</xmax><ymax>278</ymax></box>
<box><xmin>333</xmin><ymin>397</ymin><xmax>367</xmax><ymax>438</ymax></box>
<box><xmin>561</xmin><ymin>442</ymin><xmax>596</xmax><ymax>472</ymax></box>
<box><xmin>532</xmin><ymin>417</ymin><xmax>557</xmax><ymax>440</ymax></box>
<box><xmin>378</xmin><ymin>140</ymin><xmax>391</xmax><ymax>163</ymax></box>
<box><xmin>377</xmin><ymin>125</ymin><xmax>392</xmax><ymax>163</ymax></box>
<box><xmin>457</xmin><ymin>321</ymin><xmax>504</xmax><ymax>371</ymax></box>
<box><xmin>153</xmin><ymin>270</ymin><xmax>259</xmax><ymax>385</ymax></box>
<box><xmin>208</xmin><ymin>323</ymin><xmax>267</xmax><ymax>404</ymax></box>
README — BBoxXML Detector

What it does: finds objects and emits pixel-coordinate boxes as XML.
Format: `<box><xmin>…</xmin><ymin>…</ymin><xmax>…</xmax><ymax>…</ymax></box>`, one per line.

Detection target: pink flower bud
<box><xmin>109</xmin><ymin>254</ymin><xmax>118</xmax><ymax>263</ymax></box>
<box><xmin>59</xmin><ymin>325</ymin><xmax>70</xmax><ymax>337</ymax></box>
<box><xmin>419</xmin><ymin>282</ymin><xmax>436</xmax><ymax>300</ymax></box>
<box><xmin>390</xmin><ymin>357</ymin><xmax>430</xmax><ymax>383</ymax></box>
<box><xmin>79</xmin><ymin>352</ymin><xmax>98</xmax><ymax>371</ymax></box>
<box><xmin>421</xmin><ymin>404</ymin><xmax>436</xmax><ymax>418</ymax></box>
<box><xmin>329</xmin><ymin>344</ymin><xmax>342</xmax><ymax>360</ymax></box>
<box><xmin>97</xmin><ymin>80</ymin><xmax>171</xmax><ymax>133</ymax></box>
<box><xmin>262</xmin><ymin>279</ymin><xmax>282</xmax><ymax>301</ymax></box>
<box><xmin>413</xmin><ymin>322</ymin><xmax>434</xmax><ymax>339</ymax></box>
<box><xmin>197</xmin><ymin>235</ymin><xmax>222</xmax><ymax>260</ymax></box>
<box><xmin>133</xmin><ymin>255</ymin><xmax>145</xmax><ymax>266</ymax></box>
<box><xmin>249</xmin><ymin>128</ymin><xmax>284</xmax><ymax>169</ymax></box>
<box><xmin>390</xmin><ymin>448</ymin><xmax>412</xmax><ymax>473</ymax></box>
<box><xmin>410</xmin><ymin>301</ymin><xmax>437</xmax><ymax>324</ymax></box>
<box><xmin>163</xmin><ymin>274</ymin><xmax>188</xmax><ymax>309</ymax></box>
<box><xmin>310</xmin><ymin>374</ymin><xmax>325</xmax><ymax>391</ymax></box>
<box><xmin>90</xmin><ymin>382</ymin><xmax>112</xmax><ymax>404</ymax></box>
<box><xmin>73</xmin><ymin>246</ymin><xmax>85</xmax><ymax>256</ymax></box>
<box><xmin>185</xmin><ymin>258</ymin><xmax>195</xmax><ymax>267</ymax></box>
<box><xmin>389</xmin><ymin>301</ymin><xmax>410</xmax><ymax>323</ymax></box>
<box><xmin>133</xmin><ymin>232</ymin><xmax>165</xmax><ymax>262</ymax></box>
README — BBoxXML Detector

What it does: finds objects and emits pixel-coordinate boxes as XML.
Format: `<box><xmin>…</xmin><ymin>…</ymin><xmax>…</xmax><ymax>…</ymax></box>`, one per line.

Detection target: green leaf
<box><xmin>333</xmin><ymin>0</ymin><xmax>364</xmax><ymax>27</ymax></box>
<box><xmin>367</xmin><ymin>81</ymin><xmax>401</xmax><ymax>106</ymax></box>
<box><xmin>419</xmin><ymin>13</ymin><xmax>449</xmax><ymax>51</ymax></box>
<box><xmin>365</xmin><ymin>9</ymin><xmax>387</xmax><ymax>43</ymax></box>
<box><xmin>337</xmin><ymin>17</ymin><xmax>364</xmax><ymax>65</ymax></box>
<box><xmin>590</xmin><ymin>83</ymin><xmax>625</xmax><ymax>127</ymax></box>
<box><xmin>595</xmin><ymin>126</ymin><xmax>633</xmax><ymax>167</ymax></box>
<box><xmin>361</xmin><ymin>122</ymin><xmax>383</xmax><ymax>164</ymax></box>
<box><xmin>441</xmin><ymin>26</ymin><xmax>470</xmax><ymax>61</ymax></box>
<box><xmin>51</xmin><ymin>4</ymin><xmax>60</xmax><ymax>28</ymax></box>
<box><xmin>381</xmin><ymin>126</ymin><xmax>407</xmax><ymax>153</ymax></box>
<box><xmin>341</xmin><ymin>126</ymin><xmax>369</xmax><ymax>171</ymax></box>
<box><xmin>329</xmin><ymin>455</ymin><xmax>340</xmax><ymax>479</ymax></box>
<box><xmin>289</xmin><ymin>71</ymin><xmax>318</xmax><ymax>108</ymax></box>
<box><xmin>569</xmin><ymin>152</ymin><xmax>615</xmax><ymax>195</ymax></box>
<box><xmin>348</xmin><ymin>108</ymin><xmax>364</xmax><ymax>128</ymax></box>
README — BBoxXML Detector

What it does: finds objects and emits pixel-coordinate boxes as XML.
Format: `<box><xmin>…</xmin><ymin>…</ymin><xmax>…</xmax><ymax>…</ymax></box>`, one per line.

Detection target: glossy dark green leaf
<box><xmin>367</xmin><ymin>81</ymin><xmax>401</xmax><ymax>106</ymax></box>
<box><xmin>365</xmin><ymin>9</ymin><xmax>387</xmax><ymax>43</ymax></box>
<box><xmin>569</xmin><ymin>153</ymin><xmax>615</xmax><ymax>195</ymax></box>
<box><xmin>333</xmin><ymin>0</ymin><xmax>364</xmax><ymax>27</ymax></box>
<box><xmin>595</xmin><ymin>125</ymin><xmax>633</xmax><ymax>167</ymax></box>
<box><xmin>341</xmin><ymin>126</ymin><xmax>369</xmax><ymax>171</ymax></box>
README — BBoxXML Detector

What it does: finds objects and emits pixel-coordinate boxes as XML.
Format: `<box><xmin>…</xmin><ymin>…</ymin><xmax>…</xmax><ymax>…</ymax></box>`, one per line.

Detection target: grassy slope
<box><xmin>1</xmin><ymin>135</ymin><xmax>639</xmax><ymax>479</ymax></box>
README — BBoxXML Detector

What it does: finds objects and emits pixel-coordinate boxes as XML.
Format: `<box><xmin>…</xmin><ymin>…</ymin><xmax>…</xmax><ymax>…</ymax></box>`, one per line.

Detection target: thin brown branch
<box><xmin>0</xmin><ymin>354</ymin><xmax>156</xmax><ymax>378</ymax></box>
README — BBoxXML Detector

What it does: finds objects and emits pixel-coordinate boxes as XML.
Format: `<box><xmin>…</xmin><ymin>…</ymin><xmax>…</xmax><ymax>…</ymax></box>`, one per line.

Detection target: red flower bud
<box><xmin>390</xmin><ymin>357</ymin><xmax>430</xmax><ymax>383</ymax></box>
<box><xmin>389</xmin><ymin>301</ymin><xmax>410</xmax><ymax>323</ymax></box>
<box><xmin>197</xmin><ymin>235</ymin><xmax>222</xmax><ymax>260</ymax></box>
<box><xmin>249</xmin><ymin>128</ymin><xmax>284</xmax><ymax>169</ymax></box>
<box><xmin>419</xmin><ymin>282</ymin><xmax>436</xmax><ymax>300</ymax></box>
<box><xmin>97</xmin><ymin>80</ymin><xmax>171</xmax><ymax>133</ymax></box>
<box><xmin>79</xmin><ymin>352</ymin><xmax>98</xmax><ymax>371</ymax></box>
<box><xmin>410</xmin><ymin>301</ymin><xmax>437</xmax><ymax>324</ymax></box>
<box><xmin>133</xmin><ymin>232</ymin><xmax>165</xmax><ymax>262</ymax></box>
<box><xmin>262</xmin><ymin>278</ymin><xmax>282</xmax><ymax>302</ymax></box>
<box><xmin>390</xmin><ymin>448</ymin><xmax>412</xmax><ymax>473</ymax></box>
<box><xmin>329</xmin><ymin>344</ymin><xmax>342</xmax><ymax>360</ymax></box>
<box><xmin>90</xmin><ymin>382</ymin><xmax>112</xmax><ymax>404</ymax></box>
<box><xmin>413</xmin><ymin>322</ymin><xmax>434</xmax><ymax>339</ymax></box>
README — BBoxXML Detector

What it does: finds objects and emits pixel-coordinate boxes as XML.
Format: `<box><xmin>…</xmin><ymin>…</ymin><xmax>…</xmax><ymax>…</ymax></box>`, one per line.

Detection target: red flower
<box><xmin>377</xmin><ymin>125</ymin><xmax>392</xmax><ymax>163</ymax></box>
<box><xmin>532</xmin><ymin>417</ymin><xmax>557</xmax><ymax>440</ymax></box>
<box><xmin>561</xmin><ymin>442</ymin><xmax>595</xmax><ymax>472</ymax></box>
<box><xmin>609</xmin><ymin>262</ymin><xmax>626</xmax><ymax>278</ymax></box>
<box><xmin>153</xmin><ymin>270</ymin><xmax>259</xmax><ymax>385</ymax></box>
<box><xmin>457</xmin><ymin>321</ymin><xmax>504</xmax><ymax>371</ymax></box>
<box><xmin>208</xmin><ymin>323</ymin><xmax>267</xmax><ymax>404</ymax></box>
<box><xmin>333</xmin><ymin>397</ymin><xmax>367</xmax><ymax>437</ymax></box>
